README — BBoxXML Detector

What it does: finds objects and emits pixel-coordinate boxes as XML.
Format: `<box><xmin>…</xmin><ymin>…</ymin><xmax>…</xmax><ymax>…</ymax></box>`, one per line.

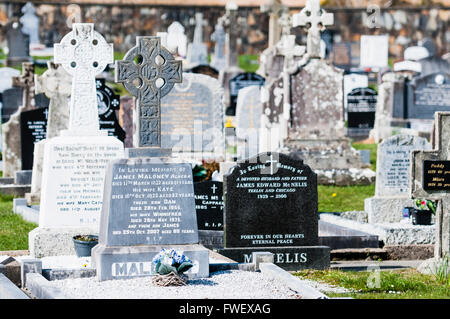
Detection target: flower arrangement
<box><xmin>151</xmin><ymin>249</ymin><xmax>193</xmax><ymax>286</ymax></box>
<box><xmin>415</xmin><ymin>199</ymin><xmax>436</xmax><ymax>215</ymax></box>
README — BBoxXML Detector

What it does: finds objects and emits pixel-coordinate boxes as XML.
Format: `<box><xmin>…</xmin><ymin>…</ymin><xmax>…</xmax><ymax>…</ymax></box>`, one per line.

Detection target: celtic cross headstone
<box><xmin>54</xmin><ymin>23</ymin><xmax>113</xmax><ymax>134</ymax></box>
<box><xmin>292</xmin><ymin>0</ymin><xmax>333</xmax><ymax>57</ymax></box>
<box><xmin>115</xmin><ymin>36</ymin><xmax>182</xmax><ymax>149</ymax></box>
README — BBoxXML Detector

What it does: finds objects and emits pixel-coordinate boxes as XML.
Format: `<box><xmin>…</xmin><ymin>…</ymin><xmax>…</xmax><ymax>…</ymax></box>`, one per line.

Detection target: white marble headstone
<box><xmin>167</xmin><ymin>21</ymin><xmax>187</xmax><ymax>58</ymax></box>
<box><xmin>360</xmin><ymin>35</ymin><xmax>389</xmax><ymax>69</ymax></box>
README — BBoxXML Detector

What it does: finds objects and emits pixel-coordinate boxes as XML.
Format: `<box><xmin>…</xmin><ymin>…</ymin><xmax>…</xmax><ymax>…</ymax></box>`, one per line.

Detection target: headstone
<box><xmin>292</xmin><ymin>0</ymin><xmax>333</xmax><ymax>58</ymax></box>
<box><xmin>5</xmin><ymin>19</ymin><xmax>31</xmax><ymax>67</ymax></box>
<box><xmin>160</xmin><ymin>72</ymin><xmax>224</xmax><ymax>156</ymax></box>
<box><xmin>2</xmin><ymin>62</ymin><xmax>35</xmax><ymax>178</ymax></box>
<box><xmin>118</xmin><ymin>95</ymin><xmax>134</xmax><ymax>148</ymax></box>
<box><xmin>235</xmin><ymin>85</ymin><xmax>262</xmax><ymax>159</ymax></box>
<box><xmin>217</xmin><ymin>152</ymin><xmax>330</xmax><ymax>270</ymax></box>
<box><xmin>343</xmin><ymin>73</ymin><xmax>369</xmax><ymax>116</ymax></box>
<box><xmin>166</xmin><ymin>21</ymin><xmax>187</xmax><ymax>58</ymax></box>
<box><xmin>25</xmin><ymin>62</ymin><xmax>72</xmax><ymax>205</ymax></box>
<box><xmin>404</xmin><ymin>46</ymin><xmax>429</xmax><ymax>61</ymax></box>
<box><xmin>360</xmin><ymin>35</ymin><xmax>389</xmax><ymax>69</ymax></box>
<box><xmin>184</xmin><ymin>64</ymin><xmax>219</xmax><ymax>79</ymax></box>
<box><xmin>96</xmin><ymin>78</ymin><xmax>125</xmax><ymax>142</ymax></box>
<box><xmin>346</xmin><ymin>87</ymin><xmax>377</xmax><ymax>137</ymax></box>
<box><xmin>186</xmin><ymin>13</ymin><xmax>208</xmax><ymax>68</ymax></box>
<box><xmin>20</xmin><ymin>107</ymin><xmax>48</xmax><ymax>170</ymax></box>
<box><xmin>411</xmin><ymin>112</ymin><xmax>450</xmax><ymax>259</ymax></box>
<box><xmin>393</xmin><ymin>60</ymin><xmax>422</xmax><ymax>73</ymax></box>
<box><xmin>0</xmin><ymin>67</ymin><xmax>21</xmax><ymax>152</ymax></box>
<box><xmin>20</xmin><ymin>2</ymin><xmax>40</xmax><ymax>46</ymax></box>
<box><xmin>229</xmin><ymin>73</ymin><xmax>265</xmax><ymax>116</ymax></box>
<box><xmin>29</xmin><ymin>23</ymin><xmax>124</xmax><ymax>258</ymax></box>
<box><xmin>194</xmin><ymin>180</ymin><xmax>224</xmax><ymax>249</ymax></box>
<box><xmin>260</xmin><ymin>0</ymin><xmax>286</xmax><ymax>48</ymax></box>
<box><xmin>365</xmin><ymin>134</ymin><xmax>431</xmax><ymax>224</ymax></box>
<box><xmin>92</xmin><ymin>35</ymin><xmax>209</xmax><ymax>282</ymax></box>
<box><xmin>331</xmin><ymin>42</ymin><xmax>351</xmax><ymax>68</ymax></box>
<box><xmin>406</xmin><ymin>72</ymin><xmax>450</xmax><ymax>120</ymax></box>
<box><xmin>210</xmin><ymin>20</ymin><xmax>227</xmax><ymax>73</ymax></box>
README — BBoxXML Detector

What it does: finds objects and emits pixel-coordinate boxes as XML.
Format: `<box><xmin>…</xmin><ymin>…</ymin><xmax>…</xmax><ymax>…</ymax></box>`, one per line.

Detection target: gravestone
<box><xmin>360</xmin><ymin>35</ymin><xmax>389</xmax><ymax>69</ymax></box>
<box><xmin>404</xmin><ymin>46</ymin><xmax>429</xmax><ymax>62</ymax></box>
<box><xmin>5</xmin><ymin>19</ymin><xmax>31</xmax><ymax>67</ymax></box>
<box><xmin>2</xmin><ymin>62</ymin><xmax>36</xmax><ymax>178</ymax></box>
<box><xmin>92</xmin><ymin>35</ymin><xmax>209</xmax><ymax>281</ymax></box>
<box><xmin>235</xmin><ymin>85</ymin><xmax>262</xmax><ymax>160</ymax></box>
<box><xmin>411</xmin><ymin>112</ymin><xmax>450</xmax><ymax>259</ymax></box>
<box><xmin>96</xmin><ymin>79</ymin><xmax>125</xmax><ymax>142</ymax></box>
<box><xmin>217</xmin><ymin>152</ymin><xmax>330</xmax><ymax>270</ymax></box>
<box><xmin>194</xmin><ymin>180</ymin><xmax>224</xmax><ymax>248</ymax></box>
<box><xmin>20</xmin><ymin>2</ymin><xmax>40</xmax><ymax>46</ymax></box>
<box><xmin>160</xmin><ymin>72</ymin><xmax>224</xmax><ymax>157</ymax></box>
<box><xmin>406</xmin><ymin>72</ymin><xmax>450</xmax><ymax>120</ymax></box>
<box><xmin>186</xmin><ymin>13</ymin><xmax>208</xmax><ymax>68</ymax></box>
<box><xmin>229</xmin><ymin>73</ymin><xmax>265</xmax><ymax>116</ymax></box>
<box><xmin>20</xmin><ymin>107</ymin><xmax>48</xmax><ymax>170</ymax></box>
<box><xmin>0</xmin><ymin>67</ymin><xmax>21</xmax><ymax>151</ymax></box>
<box><xmin>365</xmin><ymin>134</ymin><xmax>431</xmax><ymax>224</ymax></box>
<box><xmin>210</xmin><ymin>20</ymin><xmax>226</xmax><ymax>73</ymax></box>
<box><xmin>330</xmin><ymin>42</ymin><xmax>351</xmax><ymax>68</ymax></box>
<box><xmin>184</xmin><ymin>64</ymin><xmax>219</xmax><ymax>79</ymax></box>
<box><xmin>343</xmin><ymin>73</ymin><xmax>368</xmax><ymax>116</ymax></box>
<box><xmin>166</xmin><ymin>21</ymin><xmax>187</xmax><ymax>58</ymax></box>
<box><xmin>346</xmin><ymin>87</ymin><xmax>377</xmax><ymax>137</ymax></box>
<box><xmin>25</xmin><ymin>62</ymin><xmax>72</xmax><ymax>205</ymax></box>
<box><xmin>260</xmin><ymin>0</ymin><xmax>287</xmax><ymax>48</ymax></box>
<box><xmin>28</xmin><ymin>23</ymin><xmax>124</xmax><ymax>258</ymax></box>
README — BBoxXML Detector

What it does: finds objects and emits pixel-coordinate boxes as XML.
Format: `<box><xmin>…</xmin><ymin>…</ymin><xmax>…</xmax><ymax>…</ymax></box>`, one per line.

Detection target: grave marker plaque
<box><xmin>347</xmin><ymin>87</ymin><xmax>377</xmax><ymax>136</ymax></box>
<box><xmin>194</xmin><ymin>181</ymin><xmax>224</xmax><ymax>231</ymax></box>
<box><xmin>20</xmin><ymin>107</ymin><xmax>48</xmax><ymax>170</ymax></box>
<box><xmin>423</xmin><ymin>160</ymin><xmax>450</xmax><ymax>191</ymax></box>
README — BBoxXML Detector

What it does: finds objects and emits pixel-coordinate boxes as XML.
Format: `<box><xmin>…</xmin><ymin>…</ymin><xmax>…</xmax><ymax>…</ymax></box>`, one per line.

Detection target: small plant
<box><xmin>73</xmin><ymin>235</ymin><xmax>98</xmax><ymax>242</ymax></box>
<box><xmin>432</xmin><ymin>255</ymin><xmax>450</xmax><ymax>286</ymax></box>
<box><xmin>415</xmin><ymin>199</ymin><xmax>436</xmax><ymax>214</ymax></box>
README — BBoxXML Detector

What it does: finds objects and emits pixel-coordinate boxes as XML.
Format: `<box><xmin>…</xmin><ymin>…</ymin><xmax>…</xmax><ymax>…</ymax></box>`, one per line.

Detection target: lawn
<box><xmin>0</xmin><ymin>193</ymin><xmax>37</xmax><ymax>251</ymax></box>
<box><xmin>294</xmin><ymin>268</ymin><xmax>450</xmax><ymax>299</ymax></box>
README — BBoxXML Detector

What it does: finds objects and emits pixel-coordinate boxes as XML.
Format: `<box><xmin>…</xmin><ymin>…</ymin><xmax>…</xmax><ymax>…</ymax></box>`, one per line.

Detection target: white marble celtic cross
<box><xmin>192</xmin><ymin>12</ymin><xmax>207</xmax><ymax>44</ymax></box>
<box><xmin>261</xmin><ymin>0</ymin><xmax>286</xmax><ymax>47</ymax></box>
<box><xmin>54</xmin><ymin>23</ymin><xmax>113</xmax><ymax>134</ymax></box>
<box><xmin>116</xmin><ymin>36</ymin><xmax>182</xmax><ymax>148</ymax></box>
<box><xmin>292</xmin><ymin>0</ymin><xmax>333</xmax><ymax>57</ymax></box>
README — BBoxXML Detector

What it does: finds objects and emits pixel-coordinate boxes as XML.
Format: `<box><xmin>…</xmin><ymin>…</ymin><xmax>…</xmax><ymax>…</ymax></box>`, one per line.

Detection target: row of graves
<box><xmin>0</xmin><ymin>0</ymin><xmax>448</xmax><ymax>298</ymax></box>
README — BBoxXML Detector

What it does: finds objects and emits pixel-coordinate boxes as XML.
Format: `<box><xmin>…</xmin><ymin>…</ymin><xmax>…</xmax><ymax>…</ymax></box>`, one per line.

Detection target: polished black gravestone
<box><xmin>96</xmin><ymin>79</ymin><xmax>126</xmax><ymax>142</ymax></box>
<box><xmin>346</xmin><ymin>87</ymin><xmax>377</xmax><ymax>137</ymax></box>
<box><xmin>423</xmin><ymin>160</ymin><xmax>450</xmax><ymax>191</ymax></box>
<box><xmin>194</xmin><ymin>180</ymin><xmax>224</xmax><ymax>248</ymax></box>
<box><xmin>20</xmin><ymin>106</ymin><xmax>48</xmax><ymax>170</ymax></box>
<box><xmin>228</xmin><ymin>73</ymin><xmax>265</xmax><ymax>116</ymax></box>
<box><xmin>217</xmin><ymin>152</ymin><xmax>330</xmax><ymax>270</ymax></box>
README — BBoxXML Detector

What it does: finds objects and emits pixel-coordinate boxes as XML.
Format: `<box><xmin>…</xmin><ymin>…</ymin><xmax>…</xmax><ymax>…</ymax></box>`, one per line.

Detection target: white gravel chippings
<box><xmin>50</xmin><ymin>270</ymin><xmax>304</xmax><ymax>299</ymax></box>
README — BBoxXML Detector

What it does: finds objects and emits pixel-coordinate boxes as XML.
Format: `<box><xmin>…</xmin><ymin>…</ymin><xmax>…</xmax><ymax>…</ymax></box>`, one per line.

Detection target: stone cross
<box><xmin>192</xmin><ymin>12</ymin><xmax>208</xmax><ymax>44</ymax></box>
<box><xmin>211</xmin><ymin>184</ymin><xmax>218</xmax><ymax>194</ymax></box>
<box><xmin>116</xmin><ymin>36</ymin><xmax>182</xmax><ymax>148</ymax></box>
<box><xmin>211</xmin><ymin>20</ymin><xmax>227</xmax><ymax>71</ymax></box>
<box><xmin>12</xmin><ymin>62</ymin><xmax>35</xmax><ymax>111</ymax></box>
<box><xmin>34</xmin><ymin>61</ymin><xmax>72</xmax><ymax>139</ymax></box>
<box><xmin>265</xmin><ymin>154</ymin><xmax>278</xmax><ymax>175</ymax></box>
<box><xmin>292</xmin><ymin>0</ymin><xmax>333</xmax><ymax>57</ymax></box>
<box><xmin>54</xmin><ymin>23</ymin><xmax>113</xmax><ymax>134</ymax></box>
<box><xmin>261</xmin><ymin>0</ymin><xmax>287</xmax><ymax>47</ymax></box>
<box><xmin>278</xmin><ymin>11</ymin><xmax>292</xmax><ymax>37</ymax></box>
<box><xmin>221</xmin><ymin>2</ymin><xmax>242</xmax><ymax>68</ymax></box>
<box><xmin>411</xmin><ymin>112</ymin><xmax>450</xmax><ymax>259</ymax></box>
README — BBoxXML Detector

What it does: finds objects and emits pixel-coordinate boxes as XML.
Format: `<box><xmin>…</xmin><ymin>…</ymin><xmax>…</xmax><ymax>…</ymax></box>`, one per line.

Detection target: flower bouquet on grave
<box><xmin>151</xmin><ymin>249</ymin><xmax>194</xmax><ymax>286</ymax></box>
<box><xmin>412</xmin><ymin>199</ymin><xmax>436</xmax><ymax>225</ymax></box>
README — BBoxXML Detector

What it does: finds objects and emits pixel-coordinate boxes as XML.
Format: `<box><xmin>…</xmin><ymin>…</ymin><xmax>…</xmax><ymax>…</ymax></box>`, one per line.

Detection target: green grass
<box><xmin>294</xmin><ymin>268</ymin><xmax>450</xmax><ymax>299</ymax></box>
<box><xmin>318</xmin><ymin>184</ymin><xmax>375</xmax><ymax>212</ymax></box>
<box><xmin>238</xmin><ymin>54</ymin><xmax>259</xmax><ymax>73</ymax></box>
<box><xmin>0</xmin><ymin>194</ymin><xmax>37</xmax><ymax>251</ymax></box>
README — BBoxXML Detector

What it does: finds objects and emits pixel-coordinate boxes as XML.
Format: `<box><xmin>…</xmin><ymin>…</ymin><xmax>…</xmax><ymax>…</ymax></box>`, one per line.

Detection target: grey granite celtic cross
<box><xmin>54</xmin><ymin>23</ymin><xmax>113</xmax><ymax>134</ymax></box>
<box><xmin>292</xmin><ymin>0</ymin><xmax>333</xmax><ymax>57</ymax></box>
<box><xmin>116</xmin><ymin>36</ymin><xmax>182</xmax><ymax>148</ymax></box>
<box><xmin>12</xmin><ymin>62</ymin><xmax>35</xmax><ymax>111</ymax></box>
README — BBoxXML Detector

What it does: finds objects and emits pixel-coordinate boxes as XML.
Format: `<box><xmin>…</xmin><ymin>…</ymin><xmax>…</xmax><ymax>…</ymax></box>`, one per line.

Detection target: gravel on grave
<box><xmin>49</xmin><ymin>270</ymin><xmax>303</xmax><ymax>299</ymax></box>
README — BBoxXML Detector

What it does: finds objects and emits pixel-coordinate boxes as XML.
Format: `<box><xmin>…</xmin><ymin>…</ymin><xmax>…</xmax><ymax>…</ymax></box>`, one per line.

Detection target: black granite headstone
<box><xmin>194</xmin><ymin>180</ymin><xmax>224</xmax><ymax>231</ymax></box>
<box><xmin>20</xmin><ymin>106</ymin><xmax>48</xmax><ymax>170</ymax></box>
<box><xmin>406</xmin><ymin>72</ymin><xmax>450</xmax><ymax>119</ymax></box>
<box><xmin>1</xmin><ymin>89</ymin><xmax>49</xmax><ymax>123</ymax></box>
<box><xmin>228</xmin><ymin>73</ymin><xmax>265</xmax><ymax>116</ymax></box>
<box><xmin>217</xmin><ymin>152</ymin><xmax>330</xmax><ymax>270</ymax></box>
<box><xmin>347</xmin><ymin>87</ymin><xmax>377</xmax><ymax>136</ymax></box>
<box><xmin>96</xmin><ymin>79</ymin><xmax>126</xmax><ymax>142</ymax></box>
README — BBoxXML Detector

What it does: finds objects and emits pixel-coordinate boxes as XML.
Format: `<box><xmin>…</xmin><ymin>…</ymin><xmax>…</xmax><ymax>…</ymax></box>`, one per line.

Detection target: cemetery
<box><xmin>0</xmin><ymin>0</ymin><xmax>448</xmax><ymax>303</ymax></box>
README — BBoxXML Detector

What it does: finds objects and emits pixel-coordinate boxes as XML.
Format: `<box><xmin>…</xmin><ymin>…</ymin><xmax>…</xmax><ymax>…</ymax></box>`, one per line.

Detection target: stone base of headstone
<box><xmin>28</xmin><ymin>226</ymin><xmax>98</xmax><ymax>258</ymax></box>
<box><xmin>365</xmin><ymin>197</ymin><xmax>420</xmax><ymax>224</ymax></box>
<box><xmin>125</xmin><ymin>147</ymin><xmax>172</xmax><ymax>158</ymax></box>
<box><xmin>14</xmin><ymin>170</ymin><xmax>32</xmax><ymax>185</ymax></box>
<box><xmin>25</xmin><ymin>139</ymin><xmax>47</xmax><ymax>205</ymax></box>
<box><xmin>198</xmin><ymin>230</ymin><xmax>224</xmax><ymax>249</ymax></box>
<box><xmin>0</xmin><ymin>180</ymin><xmax>30</xmax><ymax>197</ymax></box>
<box><xmin>91</xmin><ymin>244</ymin><xmax>209</xmax><ymax>281</ymax></box>
<box><xmin>218</xmin><ymin>161</ymin><xmax>237</xmax><ymax>181</ymax></box>
<box><xmin>216</xmin><ymin>246</ymin><xmax>330</xmax><ymax>271</ymax></box>
<box><xmin>315</xmin><ymin>168</ymin><xmax>375</xmax><ymax>186</ymax></box>
<box><xmin>24</xmin><ymin>192</ymin><xmax>40</xmax><ymax>206</ymax></box>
